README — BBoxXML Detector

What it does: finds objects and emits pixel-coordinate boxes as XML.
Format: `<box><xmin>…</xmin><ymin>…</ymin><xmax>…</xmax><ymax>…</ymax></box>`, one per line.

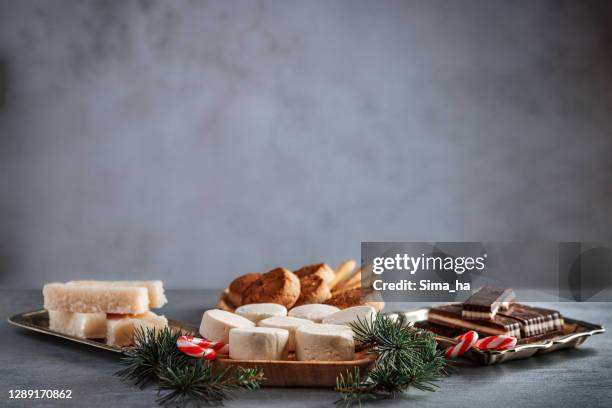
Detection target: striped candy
<box><xmin>176</xmin><ymin>335</ymin><xmax>227</xmax><ymax>360</ymax></box>
<box><xmin>475</xmin><ymin>335</ymin><xmax>517</xmax><ymax>351</ymax></box>
<box><xmin>179</xmin><ymin>336</ymin><xmax>227</xmax><ymax>351</ymax></box>
<box><xmin>444</xmin><ymin>330</ymin><xmax>479</xmax><ymax>359</ymax></box>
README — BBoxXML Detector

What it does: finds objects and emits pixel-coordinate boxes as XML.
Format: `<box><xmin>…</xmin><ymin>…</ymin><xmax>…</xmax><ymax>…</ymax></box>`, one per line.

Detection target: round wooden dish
<box><xmin>214</xmin><ymin>349</ymin><xmax>376</xmax><ymax>387</ymax></box>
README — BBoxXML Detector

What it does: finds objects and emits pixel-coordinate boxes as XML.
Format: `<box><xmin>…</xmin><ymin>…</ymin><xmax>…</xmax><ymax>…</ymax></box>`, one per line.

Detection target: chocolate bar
<box><xmin>415</xmin><ymin>319</ymin><xmax>564</xmax><ymax>344</ymax></box>
<box><xmin>429</xmin><ymin>304</ymin><xmax>522</xmax><ymax>338</ymax></box>
<box><xmin>462</xmin><ymin>287</ymin><xmax>515</xmax><ymax>320</ymax></box>
<box><xmin>517</xmin><ymin>329</ymin><xmax>564</xmax><ymax>344</ymax></box>
<box><xmin>498</xmin><ymin>304</ymin><xmax>564</xmax><ymax>337</ymax></box>
<box><xmin>430</xmin><ymin>302</ymin><xmax>565</xmax><ymax>340</ymax></box>
<box><xmin>414</xmin><ymin>320</ymin><xmax>465</xmax><ymax>338</ymax></box>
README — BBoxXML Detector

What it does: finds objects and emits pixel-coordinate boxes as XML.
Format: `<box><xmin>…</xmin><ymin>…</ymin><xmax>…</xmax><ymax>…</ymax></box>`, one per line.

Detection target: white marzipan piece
<box><xmin>235</xmin><ymin>303</ymin><xmax>287</xmax><ymax>323</ymax></box>
<box><xmin>229</xmin><ymin>327</ymin><xmax>289</xmax><ymax>360</ymax></box>
<box><xmin>322</xmin><ymin>305</ymin><xmax>376</xmax><ymax>327</ymax></box>
<box><xmin>295</xmin><ymin>324</ymin><xmax>354</xmax><ymax>361</ymax></box>
<box><xmin>106</xmin><ymin>311</ymin><xmax>168</xmax><ymax>347</ymax></box>
<box><xmin>43</xmin><ymin>282</ymin><xmax>149</xmax><ymax>314</ymax></box>
<box><xmin>48</xmin><ymin>310</ymin><xmax>107</xmax><ymax>339</ymax></box>
<box><xmin>199</xmin><ymin>309</ymin><xmax>255</xmax><ymax>343</ymax></box>
<box><xmin>68</xmin><ymin>280</ymin><xmax>167</xmax><ymax>308</ymax></box>
<box><xmin>288</xmin><ymin>304</ymin><xmax>340</xmax><ymax>323</ymax></box>
<box><xmin>258</xmin><ymin>315</ymin><xmax>314</xmax><ymax>351</ymax></box>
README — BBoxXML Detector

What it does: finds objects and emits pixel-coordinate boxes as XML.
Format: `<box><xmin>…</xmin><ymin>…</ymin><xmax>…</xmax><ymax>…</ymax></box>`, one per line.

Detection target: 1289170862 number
<box><xmin>9</xmin><ymin>389</ymin><xmax>72</xmax><ymax>399</ymax></box>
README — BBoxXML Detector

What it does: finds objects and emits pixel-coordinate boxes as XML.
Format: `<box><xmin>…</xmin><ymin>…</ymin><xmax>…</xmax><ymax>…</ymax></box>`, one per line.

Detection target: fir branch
<box><xmin>115</xmin><ymin>327</ymin><xmax>264</xmax><ymax>406</ymax></box>
<box><xmin>116</xmin><ymin>326</ymin><xmax>190</xmax><ymax>387</ymax></box>
<box><xmin>156</xmin><ymin>360</ymin><xmax>264</xmax><ymax>407</ymax></box>
<box><xmin>336</xmin><ymin>368</ymin><xmax>377</xmax><ymax>407</ymax></box>
<box><xmin>335</xmin><ymin>314</ymin><xmax>449</xmax><ymax>406</ymax></box>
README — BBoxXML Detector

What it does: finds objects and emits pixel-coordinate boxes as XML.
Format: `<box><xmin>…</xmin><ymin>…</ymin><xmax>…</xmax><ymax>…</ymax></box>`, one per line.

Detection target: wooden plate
<box><xmin>8</xmin><ymin>309</ymin><xmax>375</xmax><ymax>387</ymax></box>
<box><xmin>214</xmin><ymin>350</ymin><xmax>375</xmax><ymax>387</ymax></box>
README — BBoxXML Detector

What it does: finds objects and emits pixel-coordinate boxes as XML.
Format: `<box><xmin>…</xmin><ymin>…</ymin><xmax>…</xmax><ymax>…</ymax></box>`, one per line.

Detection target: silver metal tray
<box><xmin>387</xmin><ymin>308</ymin><xmax>606</xmax><ymax>365</ymax></box>
<box><xmin>8</xmin><ymin>309</ymin><xmax>199</xmax><ymax>354</ymax></box>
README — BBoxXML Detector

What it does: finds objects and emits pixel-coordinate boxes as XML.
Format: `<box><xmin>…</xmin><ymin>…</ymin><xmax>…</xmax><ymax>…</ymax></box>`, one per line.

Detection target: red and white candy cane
<box><xmin>475</xmin><ymin>335</ymin><xmax>517</xmax><ymax>351</ymax></box>
<box><xmin>177</xmin><ymin>336</ymin><xmax>228</xmax><ymax>360</ymax></box>
<box><xmin>181</xmin><ymin>336</ymin><xmax>228</xmax><ymax>353</ymax></box>
<box><xmin>444</xmin><ymin>330</ymin><xmax>479</xmax><ymax>359</ymax></box>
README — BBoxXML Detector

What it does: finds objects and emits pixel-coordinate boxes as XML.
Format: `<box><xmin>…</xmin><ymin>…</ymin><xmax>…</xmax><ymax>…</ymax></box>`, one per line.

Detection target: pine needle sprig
<box><xmin>335</xmin><ymin>314</ymin><xmax>449</xmax><ymax>406</ymax></box>
<box><xmin>116</xmin><ymin>326</ymin><xmax>190</xmax><ymax>387</ymax></box>
<box><xmin>115</xmin><ymin>327</ymin><xmax>264</xmax><ymax>406</ymax></box>
<box><xmin>336</xmin><ymin>368</ymin><xmax>377</xmax><ymax>407</ymax></box>
<box><xmin>156</xmin><ymin>359</ymin><xmax>264</xmax><ymax>407</ymax></box>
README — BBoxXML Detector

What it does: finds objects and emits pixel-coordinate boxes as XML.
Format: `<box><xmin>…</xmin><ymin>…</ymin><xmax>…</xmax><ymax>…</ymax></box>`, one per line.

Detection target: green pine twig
<box><xmin>156</xmin><ymin>359</ymin><xmax>264</xmax><ymax>406</ymax></box>
<box><xmin>336</xmin><ymin>367</ymin><xmax>377</xmax><ymax>407</ymax></box>
<box><xmin>115</xmin><ymin>327</ymin><xmax>264</xmax><ymax>406</ymax></box>
<box><xmin>116</xmin><ymin>326</ymin><xmax>190</xmax><ymax>387</ymax></box>
<box><xmin>335</xmin><ymin>314</ymin><xmax>449</xmax><ymax>406</ymax></box>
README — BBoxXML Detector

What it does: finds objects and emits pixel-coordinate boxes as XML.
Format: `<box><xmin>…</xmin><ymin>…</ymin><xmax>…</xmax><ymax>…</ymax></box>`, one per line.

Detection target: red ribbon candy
<box><xmin>475</xmin><ymin>335</ymin><xmax>517</xmax><ymax>351</ymax></box>
<box><xmin>444</xmin><ymin>330</ymin><xmax>479</xmax><ymax>359</ymax></box>
<box><xmin>176</xmin><ymin>335</ymin><xmax>227</xmax><ymax>360</ymax></box>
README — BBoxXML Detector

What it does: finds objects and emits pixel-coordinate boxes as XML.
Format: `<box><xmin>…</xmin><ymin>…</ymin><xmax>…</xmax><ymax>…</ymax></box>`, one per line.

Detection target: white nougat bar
<box><xmin>43</xmin><ymin>283</ymin><xmax>149</xmax><ymax>314</ymax></box>
<box><xmin>106</xmin><ymin>311</ymin><xmax>168</xmax><ymax>347</ymax></box>
<box><xmin>48</xmin><ymin>310</ymin><xmax>107</xmax><ymax>339</ymax></box>
<box><xmin>68</xmin><ymin>280</ymin><xmax>168</xmax><ymax>308</ymax></box>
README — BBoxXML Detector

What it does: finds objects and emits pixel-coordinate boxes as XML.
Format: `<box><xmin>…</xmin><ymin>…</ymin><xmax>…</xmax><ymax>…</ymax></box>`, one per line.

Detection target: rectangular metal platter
<box><xmin>388</xmin><ymin>307</ymin><xmax>606</xmax><ymax>365</ymax></box>
<box><xmin>8</xmin><ymin>309</ymin><xmax>375</xmax><ymax>387</ymax></box>
<box><xmin>8</xmin><ymin>309</ymin><xmax>199</xmax><ymax>353</ymax></box>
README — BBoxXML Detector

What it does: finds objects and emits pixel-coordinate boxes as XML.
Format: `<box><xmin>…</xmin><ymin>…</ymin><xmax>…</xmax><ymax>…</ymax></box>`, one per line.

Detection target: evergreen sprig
<box><xmin>335</xmin><ymin>314</ymin><xmax>448</xmax><ymax>407</ymax></box>
<box><xmin>115</xmin><ymin>327</ymin><xmax>264</xmax><ymax>406</ymax></box>
<box><xmin>116</xmin><ymin>326</ymin><xmax>191</xmax><ymax>387</ymax></box>
<box><xmin>156</xmin><ymin>359</ymin><xmax>263</xmax><ymax>406</ymax></box>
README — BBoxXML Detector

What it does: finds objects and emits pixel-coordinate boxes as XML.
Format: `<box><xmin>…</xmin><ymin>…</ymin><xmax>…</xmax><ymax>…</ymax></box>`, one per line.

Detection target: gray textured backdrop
<box><xmin>1</xmin><ymin>0</ymin><xmax>611</xmax><ymax>289</ymax></box>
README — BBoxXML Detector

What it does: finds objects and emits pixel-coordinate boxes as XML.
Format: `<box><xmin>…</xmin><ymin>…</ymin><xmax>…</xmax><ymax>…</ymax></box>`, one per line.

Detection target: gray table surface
<box><xmin>1</xmin><ymin>289</ymin><xmax>611</xmax><ymax>407</ymax></box>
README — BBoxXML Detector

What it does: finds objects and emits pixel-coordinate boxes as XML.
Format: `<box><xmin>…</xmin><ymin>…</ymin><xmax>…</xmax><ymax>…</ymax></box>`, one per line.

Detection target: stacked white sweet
<box><xmin>43</xmin><ymin>280</ymin><xmax>168</xmax><ymax>346</ymax></box>
<box><xmin>199</xmin><ymin>303</ymin><xmax>376</xmax><ymax>361</ymax></box>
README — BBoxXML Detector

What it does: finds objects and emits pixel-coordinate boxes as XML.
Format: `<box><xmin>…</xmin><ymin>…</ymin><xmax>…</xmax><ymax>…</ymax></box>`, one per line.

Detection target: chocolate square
<box><xmin>429</xmin><ymin>303</ymin><xmax>522</xmax><ymax>338</ymax></box>
<box><xmin>462</xmin><ymin>287</ymin><xmax>516</xmax><ymax>320</ymax></box>
<box><xmin>498</xmin><ymin>304</ymin><xmax>564</xmax><ymax>337</ymax></box>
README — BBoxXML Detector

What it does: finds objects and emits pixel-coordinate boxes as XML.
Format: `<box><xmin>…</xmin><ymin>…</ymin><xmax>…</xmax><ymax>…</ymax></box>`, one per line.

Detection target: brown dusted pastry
<box><xmin>330</xmin><ymin>260</ymin><xmax>357</xmax><ymax>289</ymax></box>
<box><xmin>339</xmin><ymin>270</ymin><xmax>361</xmax><ymax>291</ymax></box>
<box><xmin>325</xmin><ymin>288</ymin><xmax>385</xmax><ymax>312</ymax></box>
<box><xmin>216</xmin><ymin>289</ymin><xmax>236</xmax><ymax>312</ymax></box>
<box><xmin>294</xmin><ymin>263</ymin><xmax>335</xmax><ymax>285</ymax></box>
<box><xmin>325</xmin><ymin>288</ymin><xmax>364</xmax><ymax>308</ymax></box>
<box><xmin>242</xmin><ymin>267</ymin><xmax>301</xmax><ymax>308</ymax></box>
<box><xmin>228</xmin><ymin>273</ymin><xmax>262</xmax><ymax>306</ymax></box>
<box><xmin>295</xmin><ymin>275</ymin><xmax>332</xmax><ymax>306</ymax></box>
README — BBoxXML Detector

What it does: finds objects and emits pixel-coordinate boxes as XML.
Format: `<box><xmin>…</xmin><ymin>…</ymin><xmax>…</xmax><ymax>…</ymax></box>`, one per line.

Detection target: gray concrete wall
<box><xmin>1</xmin><ymin>0</ymin><xmax>611</xmax><ymax>288</ymax></box>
